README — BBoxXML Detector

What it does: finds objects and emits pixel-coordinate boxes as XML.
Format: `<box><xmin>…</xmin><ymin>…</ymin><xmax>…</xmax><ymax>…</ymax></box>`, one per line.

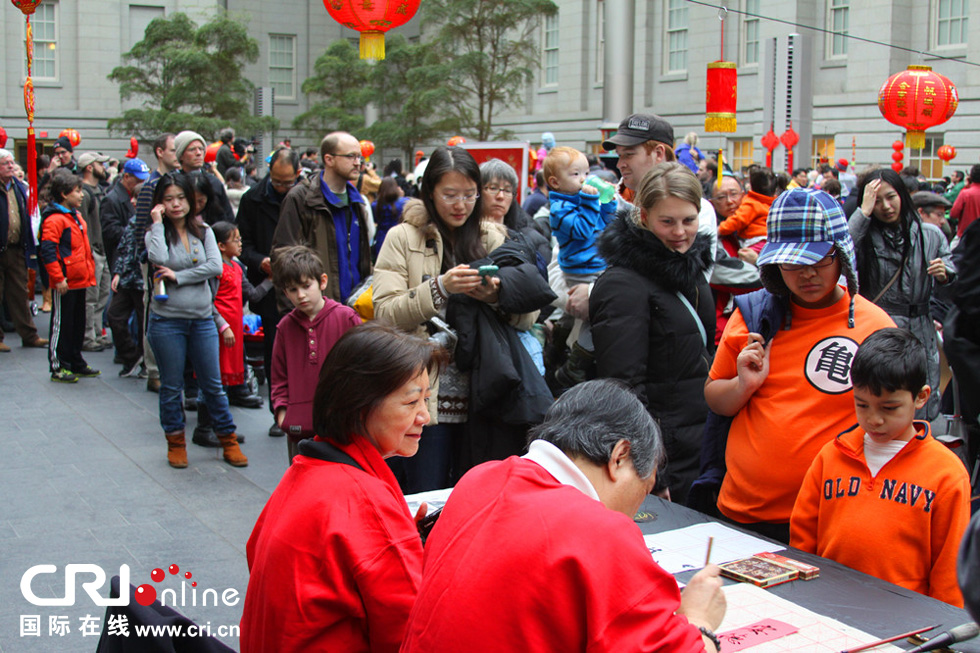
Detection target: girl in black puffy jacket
<box><xmin>590</xmin><ymin>162</ymin><xmax>714</xmax><ymax>504</ymax></box>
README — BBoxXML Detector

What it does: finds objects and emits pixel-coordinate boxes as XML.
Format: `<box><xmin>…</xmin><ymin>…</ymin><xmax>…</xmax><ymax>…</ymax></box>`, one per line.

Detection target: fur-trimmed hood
<box><xmin>598</xmin><ymin>215</ymin><xmax>713</xmax><ymax>293</ymax></box>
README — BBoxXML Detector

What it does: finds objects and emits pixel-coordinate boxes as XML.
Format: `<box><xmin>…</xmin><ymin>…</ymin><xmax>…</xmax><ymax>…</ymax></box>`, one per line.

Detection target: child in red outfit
<box><xmin>39</xmin><ymin>169</ymin><xmax>97</xmax><ymax>382</ymax></box>
<box><xmin>790</xmin><ymin>328</ymin><xmax>971</xmax><ymax>606</ymax></box>
<box><xmin>717</xmin><ymin>167</ymin><xmax>775</xmax><ymax>254</ymax></box>
<box><xmin>211</xmin><ymin>221</ymin><xmax>273</xmax><ymax>399</ymax></box>
<box><xmin>271</xmin><ymin>246</ymin><xmax>361</xmax><ymax>460</ymax></box>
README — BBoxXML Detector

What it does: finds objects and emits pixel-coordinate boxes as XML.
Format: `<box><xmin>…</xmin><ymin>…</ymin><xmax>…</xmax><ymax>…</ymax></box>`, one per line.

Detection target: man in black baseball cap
<box><xmin>601</xmin><ymin>113</ymin><xmax>676</xmax><ymax>191</ymax></box>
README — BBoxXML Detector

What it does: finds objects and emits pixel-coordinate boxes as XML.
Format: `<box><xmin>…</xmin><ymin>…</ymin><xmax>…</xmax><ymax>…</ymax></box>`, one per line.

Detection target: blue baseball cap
<box><xmin>122</xmin><ymin>158</ymin><xmax>151</xmax><ymax>181</ymax></box>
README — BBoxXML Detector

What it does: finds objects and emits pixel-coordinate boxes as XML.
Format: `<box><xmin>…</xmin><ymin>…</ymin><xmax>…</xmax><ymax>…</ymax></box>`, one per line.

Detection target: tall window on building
<box><xmin>742</xmin><ymin>0</ymin><xmax>760</xmax><ymax>66</ymax></box>
<box><xmin>269</xmin><ymin>34</ymin><xmax>296</xmax><ymax>100</ymax></box>
<box><xmin>936</xmin><ymin>0</ymin><xmax>969</xmax><ymax>47</ymax></box>
<box><xmin>30</xmin><ymin>2</ymin><xmax>58</xmax><ymax>80</ymax></box>
<box><xmin>907</xmin><ymin>136</ymin><xmax>944</xmax><ymax>180</ymax></box>
<box><xmin>827</xmin><ymin>0</ymin><xmax>849</xmax><ymax>58</ymax></box>
<box><xmin>543</xmin><ymin>13</ymin><xmax>559</xmax><ymax>86</ymax></box>
<box><xmin>729</xmin><ymin>138</ymin><xmax>754</xmax><ymax>174</ymax></box>
<box><xmin>666</xmin><ymin>0</ymin><xmax>688</xmax><ymax>74</ymax></box>
<box><xmin>595</xmin><ymin>0</ymin><xmax>605</xmax><ymax>84</ymax></box>
<box><xmin>812</xmin><ymin>136</ymin><xmax>836</xmax><ymax>168</ymax></box>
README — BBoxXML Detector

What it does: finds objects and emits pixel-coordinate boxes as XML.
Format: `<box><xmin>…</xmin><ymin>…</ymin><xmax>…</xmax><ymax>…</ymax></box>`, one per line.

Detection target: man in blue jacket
<box><xmin>0</xmin><ymin>149</ymin><xmax>47</xmax><ymax>352</ymax></box>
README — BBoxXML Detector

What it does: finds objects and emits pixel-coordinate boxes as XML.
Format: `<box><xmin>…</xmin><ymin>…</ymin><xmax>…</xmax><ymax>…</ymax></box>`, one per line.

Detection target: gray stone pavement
<box><xmin>0</xmin><ymin>319</ymin><xmax>291</xmax><ymax>652</ymax></box>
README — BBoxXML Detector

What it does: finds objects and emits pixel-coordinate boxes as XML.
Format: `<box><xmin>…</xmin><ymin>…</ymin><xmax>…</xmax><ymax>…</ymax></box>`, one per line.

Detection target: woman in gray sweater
<box><xmin>145</xmin><ymin>172</ymin><xmax>247</xmax><ymax>469</ymax></box>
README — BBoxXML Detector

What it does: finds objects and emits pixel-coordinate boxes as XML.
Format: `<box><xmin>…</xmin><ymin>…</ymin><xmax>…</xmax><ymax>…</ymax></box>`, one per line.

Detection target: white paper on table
<box><xmin>642</xmin><ymin>522</ymin><xmax>784</xmax><ymax>575</ymax></box>
<box><xmin>404</xmin><ymin>487</ymin><xmax>453</xmax><ymax>516</ymax></box>
<box><xmin>717</xmin><ymin>583</ymin><xmax>903</xmax><ymax>652</ymax></box>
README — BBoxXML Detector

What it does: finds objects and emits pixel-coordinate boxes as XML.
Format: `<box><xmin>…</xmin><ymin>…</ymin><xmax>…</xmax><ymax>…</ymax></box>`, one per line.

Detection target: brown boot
<box><xmin>165</xmin><ymin>432</ymin><xmax>188</xmax><ymax>468</ymax></box>
<box><xmin>217</xmin><ymin>432</ymin><xmax>248</xmax><ymax>467</ymax></box>
<box><xmin>41</xmin><ymin>288</ymin><xmax>52</xmax><ymax>313</ymax></box>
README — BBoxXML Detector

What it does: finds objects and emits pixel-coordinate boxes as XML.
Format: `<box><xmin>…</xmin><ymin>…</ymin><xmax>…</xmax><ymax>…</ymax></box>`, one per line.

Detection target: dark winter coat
<box><xmin>100</xmin><ymin>179</ymin><xmax>135</xmax><ymax>270</ymax></box>
<box><xmin>0</xmin><ymin>176</ymin><xmax>37</xmax><ymax>269</ymax></box>
<box><xmin>447</xmin><ymin>236</ymin><xmax>555</xmax><ymax>477</ymax></box>
<box><xmin>591</xmin><ymin>216</ymin><xmax>714</xmax><ymax>505</ymax></box>
<box><xmin>238</xmin><ymin>174</ymin><xmax>284</xmax><ymax>289</ymax></box>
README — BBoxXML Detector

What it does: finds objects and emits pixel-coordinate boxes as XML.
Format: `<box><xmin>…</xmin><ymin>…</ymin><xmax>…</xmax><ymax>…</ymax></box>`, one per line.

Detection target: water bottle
<box><xmin>154</xmin><ymin>277</ymin><xmax>169</xmax><ymax>302</ymax></box>
<box><xmin>585</xmin><ymin>175</ymin><xmax>617</xmax><ymax>204</ymax></box>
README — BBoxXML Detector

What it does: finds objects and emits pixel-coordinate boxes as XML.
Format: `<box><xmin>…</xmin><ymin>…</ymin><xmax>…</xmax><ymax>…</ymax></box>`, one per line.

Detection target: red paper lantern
<box><xmin>705</xmin><ymin>61</ymin><xmax>737</xmax><ymax>132</ymax></box>
<box><xmin>779</xmin><ymin>128</ymin><xmax>799</xmax><ymax>149</ymax></box>
<box><xmin>878</xmin><ymin>65</ymin><xmax>958</xmax><ymax>149</ymax></box>
<box><xmin>447</xmin><ymin>136</ymin><xmax>466</xmax><ymax>147</ymax></box>
<box><xmin>0</xmin><ymin>126</ymin><xmax>6</xmax><ymax>149</ymax></box>
<box><xmin>891</xmin><ymin>151</ymin><xmax>904</xmax><ymax>163</ymax></box>
<box><xmin>892</xmin><ymin>140</ymin><xmax>904</xmax><ymax>151</ymax></box>
<box><xmin>891</xmin><ymin>162</ymin><xmax>904</xmax><ymax>173</ymax></box>
<box><xmin>59</xmin><ymin>128</ymin><xmax>80</xmax><ymax>147</ymax></box>
<box><xmin>322</xmin><ymin>0</ymin><xmax>421</xmax><ymax>60</ymax></box>
<box><xmin>760</xmin><ymin>129</ymin><xmax>779</xmax><ymax>152</ymax></box>
<box><xmin>359</xmin><ymin>139</ymin><xmax>375</xmax><ymax>159</ymax></box>
<box><xmin>11</xmin><ymin>0</ymin><xmax>42</xmax><ymax>15</ymax></box>
<box><xmin>937</xmin><ymin>144</ymin><xmax>957</xmax><ymax>163</ymax></box>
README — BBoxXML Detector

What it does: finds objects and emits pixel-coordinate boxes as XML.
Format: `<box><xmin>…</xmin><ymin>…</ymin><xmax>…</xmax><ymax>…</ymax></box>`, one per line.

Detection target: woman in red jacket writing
<box><xmin>240</xmin><ymin>323</ymin><xmax>447</xmax><ymax>653</ymax></box>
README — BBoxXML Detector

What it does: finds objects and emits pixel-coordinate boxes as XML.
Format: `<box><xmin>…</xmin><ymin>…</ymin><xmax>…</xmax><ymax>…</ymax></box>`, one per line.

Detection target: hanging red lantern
<box><xmin>891</xmin><ymin>151</ymin><xmax>904</xmax><ymax>163</ymax></box>
<box><xmin>0</xmin><ymin>126</ymin><xmax>6</xmax><ymax>149</ymax></box>
<box><xmin>780</xmin><ymin>126</ymin><xmax>800</xmax><ymax>173</ymax></box>
<box><xmin>447</xmin><ymin>136</ymin><xmax>466</xmax><ymax>147</ymax></box>
<box><xmin>892</xmin><ymin>140</ymin><xmax>904</xmax><ymax>152</ymax></box>
<box><xmin>705</xmin><ymin>61</ymin><xmax>737</xmax><ymax>132</ymax></box>
<box><xmin>878</xmin><ymin>65</ymin><xmax>958</xmax><ymax>150</ymax></box>
<box><xmin>125</xmin><ymin>137</ymin><xmax>139</xmax><ymax>159</ymax></box>
<box><xmin>59</xmin><ymin>128</ymin><xmax>81</xmax><ymax>147</ymax></box>
<box><xmin>937</xmin><ymin>144</ymin><xmax>957</xmax><ymax>163</ymax></box>
<box><xmin>359</xmin><ymin>139</ymin><xmax>375</xmax><ymax>160</ymax></box>
<box><xmin>321</xmin><ymin>0</ymin><xmax>421</xmax><ymax>61</ymax></box>
<box><xmin>13</xmin><ymin>0</ymin><xmax>41</xmax><ymax>220</ymax></box>
<box><xmin>891</xmin><ymin>162</ymin><xmax>904</xmax><ymax>173</ymax></box>
<box><xmin>760</xmin><ymin>128</ymin><xmax>779</xmax><ymax>168</ymax></box>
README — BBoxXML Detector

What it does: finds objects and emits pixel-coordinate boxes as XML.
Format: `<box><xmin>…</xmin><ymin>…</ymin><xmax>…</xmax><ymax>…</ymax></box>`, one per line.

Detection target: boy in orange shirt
<box><xmin>717</xmin><ymin>166</ymin><xmax>775</xmax><ymax>254</ymax></box>
<box><xmin>790</xmin><ymin>328</ymin><xmax>971</xmax><ymax>606</ymax></box>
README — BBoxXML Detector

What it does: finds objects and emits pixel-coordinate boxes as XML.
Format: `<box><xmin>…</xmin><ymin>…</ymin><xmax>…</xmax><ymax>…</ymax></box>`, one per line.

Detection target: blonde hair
<box><xmin>684</xmin><ymin>132</ymin><xmax>699</xmax><ymax>147</ymax></box>
<box><xmin>542</xmin><ymin>146</ymin><xmax>584</xmax><ymax>190</ymax></box>
<box><xmin>633</xmin><ymin>162</ymin><xmax>702</xmax><ymax>225</ymax></box>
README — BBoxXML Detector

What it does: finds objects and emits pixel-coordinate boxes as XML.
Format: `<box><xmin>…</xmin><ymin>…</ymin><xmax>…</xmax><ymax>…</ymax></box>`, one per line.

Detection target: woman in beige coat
<box><xmin>374</xmin><ymin>146</ymin><xmax>533</xmax><ymax>492</ymax></box>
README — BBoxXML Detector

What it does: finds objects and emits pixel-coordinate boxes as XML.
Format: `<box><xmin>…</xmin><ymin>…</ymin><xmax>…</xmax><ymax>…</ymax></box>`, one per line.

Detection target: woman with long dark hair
<box><xmin>145</xmin><ymin>172</ymin><xmax>247</xmax><ymax>468</ymax></box>
<box><xmin>373</xmin><ymin>146</ymin><xmax>536</xmax><ymax>492</ymax></box>
<box><xmin>850</xmin><ymin>168</ymin><xmax>954</xmax><ymax>419</ymax></box>
<box><xmin>371</xmin><ymin>177</ymin><xmax>407</xmax><ymax>259</ymax></box>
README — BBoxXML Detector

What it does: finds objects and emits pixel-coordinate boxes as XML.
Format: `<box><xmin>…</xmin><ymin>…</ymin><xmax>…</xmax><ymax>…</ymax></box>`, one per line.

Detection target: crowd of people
<box><xmin>2</xmin><ymin>116</ymin><xmax>979</xmax><ymax>652</ymax></box>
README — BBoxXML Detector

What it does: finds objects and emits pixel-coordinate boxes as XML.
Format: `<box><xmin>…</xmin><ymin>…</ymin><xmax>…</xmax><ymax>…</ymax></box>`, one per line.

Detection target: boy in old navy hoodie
<box><xmin>39</xmin><ymin>169</ymin><xmax>97</xmax><ymax>383</ymax></box>
<box><xmin>270</xmin><ymin>245</ymin><xmax>360</xmax><ymax>461</ymax></box>
<box><xmin>790</xmin><ymin>328</ymin><xmax>970</xmax><ymax>606</ymax></box>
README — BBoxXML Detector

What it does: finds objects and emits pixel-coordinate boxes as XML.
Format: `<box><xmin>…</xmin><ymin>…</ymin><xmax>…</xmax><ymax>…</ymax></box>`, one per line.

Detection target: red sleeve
<box><xmin>708</xmin><ymin>308</ymin><xmax>748</xmax><ymax>381</ymax></box>
<box><xmin>950</xmin><ymin>192</ymin><xmax>964</xmax><ymax>221</ymax></box>
<box><xmin>350</xmin><ymin>486</ymin><xmax>422</xmax><ymax>653</ymax></box>
<box><xmin>789</xmin><ymin>448</ymin><xmax>826</xmax><ymax>554</ymax></box>
<box><xmin>270</xmin><ymin>326</ymin><xmax>288</xmax><ymax>412</ymax></box>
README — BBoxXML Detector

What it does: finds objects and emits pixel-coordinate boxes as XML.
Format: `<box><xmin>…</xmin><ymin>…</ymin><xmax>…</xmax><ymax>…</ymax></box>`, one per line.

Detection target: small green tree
<box><xmin>367</xmin><ymin>35</ymin><xmax>457</xmax><ymax>158</ymax></box>
<box><xmin>424</xmin><ymin>0</ymin><xmax>558</xmax><ymax>141</ymax></box>
<box><xmin>107</xmin><ymin>12</ymin><xmax>277</xmax><ymax>139</ymax></box>
<box><xmin>293</xmin><ymin>40</ymin><xmax>372</xmax><ymax>141</ymax></box>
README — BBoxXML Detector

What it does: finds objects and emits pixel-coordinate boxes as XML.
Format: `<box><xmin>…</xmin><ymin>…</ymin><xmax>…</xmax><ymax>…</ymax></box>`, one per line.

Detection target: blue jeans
<box><xmin>146</xmin><ymin>314</ymin><xmax>236</xmax><ymax>435</ymax></box>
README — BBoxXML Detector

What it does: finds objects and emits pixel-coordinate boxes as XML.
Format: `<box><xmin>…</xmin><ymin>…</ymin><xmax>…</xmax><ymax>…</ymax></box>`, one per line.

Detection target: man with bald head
<box><xmin>271</xmin><ymin>132</ymin><xmax>370</xmax><ymax>305</ymax></box>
